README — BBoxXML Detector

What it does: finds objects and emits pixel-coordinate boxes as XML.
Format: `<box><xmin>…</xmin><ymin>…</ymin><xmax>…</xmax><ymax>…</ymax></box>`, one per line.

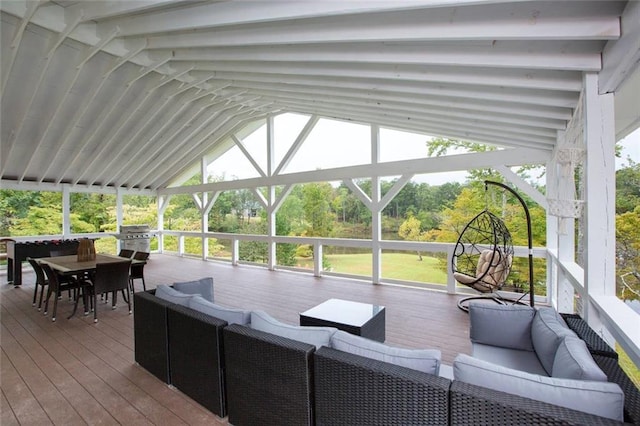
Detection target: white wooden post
<box><xmin>231</xmin><ymin>238</ymin><xmax>239</xmax><ymax>266</ymax></box>
<box><xmin>314</xmin><ymin>242</ymin><xmax>323</xmax><ymax>277</ymax></box>
<box><xmin>371</xmin><ymin>125</ymin><xmax>382</xmax><ymax>284</ymax></box>
<box><xmin>266</xmin><ymin>116</ymin><xmax>277</xmax><ymax>270</ymax></box>
<box><xmin>62</xmin><ymin>184</ymin><xmax>70</xmax><ymax>239</ymax></box>
<box><xmin>116</xmin><ymin>188</ymin><xmax>123</xmax><ymax>252</ymax></box>
<box><xmin>583</xmin><ymin>72</ymin><xmax>616</xmax><ymax>343</ymax></box>
<box><xmin>201</xmin><ymin>157</ymin><xmax>208</xmax><ymax>260</ymax></box>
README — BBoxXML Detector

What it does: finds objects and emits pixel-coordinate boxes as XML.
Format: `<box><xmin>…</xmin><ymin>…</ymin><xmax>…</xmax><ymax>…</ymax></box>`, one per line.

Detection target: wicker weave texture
<box><xmin>449</xmin><ymin>381</ymin><xmax>623</xmax><ymax>425</ymax></box>
<box><xmin>223</xmin><ymin>324</ymin><xmax>315</xmax><ymax>426</ymax></box>
<box><xmin>314</xmin><ymin>347</ymin><xmax>449</xmax><ymax>425</ymax></box>
<box><xmin>167</xmin><ymin>304</ymin><xmax>227</xmax><ymax>417</ymax></box>
<box><xmin>560</xmin><ymin>314</ymin><xmax>618</xmax><ymax>359</ymax></box>
<box><xmin>594</xmin><ymin>355</ymin><xmax>640</xmax><ymax>425</ymax></box>
<box><xmin>133</xmin><ymin>291</ymin><xmax>172</xmax><ymax>383</ymax></box>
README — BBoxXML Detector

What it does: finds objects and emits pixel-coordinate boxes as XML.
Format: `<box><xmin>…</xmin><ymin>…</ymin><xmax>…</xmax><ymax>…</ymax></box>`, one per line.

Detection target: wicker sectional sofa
<box><xmin>133</xmin><ymin>288</ymin><xmax>638</xmax><ymax>425</ymax></box>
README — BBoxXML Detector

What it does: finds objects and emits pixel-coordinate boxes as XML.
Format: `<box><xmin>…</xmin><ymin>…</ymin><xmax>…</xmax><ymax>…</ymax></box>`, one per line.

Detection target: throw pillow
<box><xmin>531</xmin><ymin>307</ymin><xmax>576</xmax><ymax>374</ymax></box>
<box><xmin>453</xmin><ymin>354</ymin><xmax>623</xmax><ymax>421</ymax></box>
<box><xmin>174</xmin><ymin>277</ymin><xmax>214</xmax><ymax>302</ymax></box>
<box><xmin>188</xmin><ymin>295</ymin><xmax>250</xmax><ymax>325</ymax></box>
<box><xmin>330</xmin><ymin>330</ymin><xmax>441</xmax><ymax>375</ymax></box>
<box><xmin>469</xmin><ymin>303</ymin><xmax>535</xmax><ymax>351</ymax></box>
<box><xmin>251</xmin><ymin>310</ymin><xmax>337</xmax><ymax>349</ymax></box>
<box><xmin>552</xmin><ymin>335</ymin><xmax>608</xmax><ymax>381</ymax></box>
<box><xmin>155</xmin><ymin>284</ymin><xmax>197</xmax><ymax>307</ymax></box>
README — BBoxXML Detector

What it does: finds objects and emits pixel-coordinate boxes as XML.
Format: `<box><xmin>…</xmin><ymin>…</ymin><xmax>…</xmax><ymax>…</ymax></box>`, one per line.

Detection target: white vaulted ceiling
<box><xmin>1</xmin><ymin>0</ymin><xmax>638</xmax><ymax>191</ymax></box>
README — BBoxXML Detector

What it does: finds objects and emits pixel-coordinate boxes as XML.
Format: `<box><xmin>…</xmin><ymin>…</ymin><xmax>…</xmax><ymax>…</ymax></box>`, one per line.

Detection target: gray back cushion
<box><xmin>552</xmin><ymin>335</ymin><xmax>607</xmax><ymax>381</ymax></box>
<box><xmin>453</xmin><ymin>354</ymin><xmax>624</xmax><ymax>421</ymax></box>
<box><xmin>531</xmin><ymin>307</ymin><xmax>576</xmax><ymax>374</ymax></box>
<box><xmin>173</xmin><ymin>277</ymin><xmax>214</xmax><ymax>302</ymax></box>
<box><xmin>469</xmin><ymin>303</ymin><xmax>535</xmax><ymax>351</ymax></box>
<box><xmin>188</xmin><ymin>295</ymin><xmax>250</xmax><ymax>325</ymax></box>
<box><xmin>250</xmin><ymin>310</ymin><xmax>337</xmax><ymax>349</ymax></box>
<box><xmin>330</xmin><ymin>330</ymin><xmax>441</xmax><ymax>375</ymax></box>
<box><xmin>155</xmin><ymin>284</ymin><xmax>196</xmax><ymax>306</ymax></box>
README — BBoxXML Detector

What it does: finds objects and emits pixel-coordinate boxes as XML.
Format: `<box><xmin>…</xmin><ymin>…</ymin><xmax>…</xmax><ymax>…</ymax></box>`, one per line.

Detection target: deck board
<box><xmin>1</xmin><ymin>254</ymin><xmax>472</xmax><ymax>425</ymax></box>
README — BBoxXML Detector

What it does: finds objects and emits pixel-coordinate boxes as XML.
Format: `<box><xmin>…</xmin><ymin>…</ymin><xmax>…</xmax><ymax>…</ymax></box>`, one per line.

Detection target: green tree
<box><xmin>302</xmin><ymin>182</ymin><xmax>335</xmax><ymax>237</ymax></box>
<box><xmin>616</xmin><ymin>206</ymin><xmax>640</xmax><ymax>301</ymax></box>
<box><xmin>616</xmin><ymin>161</ymin><xmax>640</xmax><ymax>214</ymax></box>
<box><xmin>398</xmin><ymin>214</ymin><xmax>428</xmax><ymax>260</ymax></box>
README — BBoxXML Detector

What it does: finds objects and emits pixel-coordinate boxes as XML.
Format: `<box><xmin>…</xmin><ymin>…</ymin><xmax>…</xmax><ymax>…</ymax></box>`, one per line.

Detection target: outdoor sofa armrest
<box><xmin>167</xmin><ymin>304</ymin><xmax>228</xmax><ymax>418</ymax></box>
<box><xmin>449</xmin><ymin>380</ymin><xmax>624</xmax><ymax>425</ymax></box>
<box><xmin>133</xmin><ymin>290</ymin><xmax>174</xmax><ymax>384</ymax></box>
<box><xmin>593</xmin><ymin>354</ymin><xmax>640</xmax><ymax>425</ymax></box>
<box><xmin>560</xmin><ymin>313</ymin><xmax>618</xmax><ymax>359</ymax></box>
<box><xmin>223</xmin><ymin>323</ymin><xmax>316</xmax><ymax>426</ymax></box>
<box><xmin>314</xmin><ymin>346</ymin><xmax>450</xmax><ymax>425</ymax></box>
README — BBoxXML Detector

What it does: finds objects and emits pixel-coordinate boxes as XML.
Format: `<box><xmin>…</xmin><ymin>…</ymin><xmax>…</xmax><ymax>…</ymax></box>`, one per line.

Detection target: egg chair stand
<box><xmin>452</xmin><ymin>181</ymin><xmax>534</xmax><ymax>312</ymax></box>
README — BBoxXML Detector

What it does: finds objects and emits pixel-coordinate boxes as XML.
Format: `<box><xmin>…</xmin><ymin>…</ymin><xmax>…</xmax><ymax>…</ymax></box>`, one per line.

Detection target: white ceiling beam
<box><xmin>146</xmin><ymin>5</ymin><xmax>619</xmax><ymax>49</ymax></box>
<box><xmin>145</xmin><ymin>109</ymin><xmax>247</xmax><ymax>189</ymax></box>
<box><xmin>203</xmin><ymin>71</ymin><xmax>578</xmax><ymax>108</ymax></box>
<box><xmin>67</xmin><ymin>0</ymin><xmax>199</xmax><ymax>22</ymax></box>
<box><xmin>1</xmin><ymin>0</ymin><xmax>46</xmax><ymax>94</ymax></box>
<box><xmin>112</xmin><ymin>94</ymin><xmax>218</xmax><ymax>186</ymax></box>
<box><xmin>600</xmin><ymin>0</ymin><xmax>640</xmax><ymax>93</ymax></box>
<box><xmin>192</xmin><ymin>61</ymin><xmax>583</xmax><ymax>92</ymax></box>
<box><xmin>159</xmin><ymin>147</ymin><xmax>551</xmax><ymax>196</ymax></box>
<box><xmin>256</xmin><ymin>90</ymin><xmax>566</xmax><ymax>131</ymax></box>
<box><xmin>223</xmin><ymin>80</ymin><xmax>573</xmax><ymax>121</ymax></box>
<box><xmin>2</xmin><ymin>10</ymin><xmax>82</xmax><ymax>177</ymax></box>
<box><xmin>272</xmin><ymin>99</ymin><xmax>556</xmax><ymax>148</ymax></box>
<box><xmin>271</xmin><ymin>96</ymin><xmax>557</xmax><ymax>141</ymax></box>
<box><xmin>172</xmin><ymin>41</ymin><xmax>603</xmax><ymax>71</ymax></box>
<box><xmin>106</xmin><ymin>1</ymin><xmax>447</xmax><ymax>36</ymax></box>
<box><xmin>0</xmin><ymin>178</ymin><xmax>154</xmax><ymax>195</ymax></box>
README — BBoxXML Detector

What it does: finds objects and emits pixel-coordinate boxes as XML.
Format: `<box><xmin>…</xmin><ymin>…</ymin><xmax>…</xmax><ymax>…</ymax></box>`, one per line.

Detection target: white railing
<box><xmin>3</xmin><ymin>231</ymin><xmax>637</xmax><ymax>368</ymax></box>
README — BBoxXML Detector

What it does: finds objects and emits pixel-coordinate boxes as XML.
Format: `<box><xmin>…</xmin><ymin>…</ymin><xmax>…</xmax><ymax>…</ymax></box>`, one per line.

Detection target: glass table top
<box><xmin>300</xmin><ymin>298</ymin><xmax>385</xmax><ymax>327</ymax></box>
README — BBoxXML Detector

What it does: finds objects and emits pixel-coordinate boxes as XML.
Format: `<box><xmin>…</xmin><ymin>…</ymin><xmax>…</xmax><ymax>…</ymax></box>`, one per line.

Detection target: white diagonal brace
<box><xmin>271</xmin><ymin>184</ymin><xmax>295</xmax><ymax>214</ymax></box>
<box><xmin>344</xmin><ymin>179</ymin><xmax>372</xmax><ymax>209</ymax></box>
<box><xmin>273</xmin><ymin>115</ymin><xmax>319</xmax><ymax>176</ymax></box>
<box><xmin>495</xmin><ymin>165</ymin><xmax>547</xmax><ymax>208</ymax></box>
<box><xmin>252</xmin><ymin>188</ymin><xmax>268</xmax><ymax>209</ymax></box>
<box><xmin>204</xmin><ymin>192</ymin><xmax>220</xmax><ymax>215</ymax></box>
<box><xmin>192</xmin><ymin>193</ymin><xmax>203</xmax><ymax>210</ymax></box>
<box><xmin>379</xmin><ymin>174</ymin><xmax>414</xmax><ymax>210</ymax></box>
<box><xmin>231</xmin><ymin>134</ymin><xmax>267</xmax><ymax>178</ymax></box>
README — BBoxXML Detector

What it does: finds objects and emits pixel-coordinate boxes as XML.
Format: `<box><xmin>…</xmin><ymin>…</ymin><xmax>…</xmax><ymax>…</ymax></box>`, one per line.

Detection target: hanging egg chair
<box><xmin>451</xmin><ymin>181</ymin><xmax>534</xmax><ymax>312</ymax></box>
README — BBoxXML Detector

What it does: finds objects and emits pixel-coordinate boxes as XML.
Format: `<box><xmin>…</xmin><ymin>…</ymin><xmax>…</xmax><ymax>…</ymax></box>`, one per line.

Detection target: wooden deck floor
<box><xmin>1</xmin><ymin>254</ymin><xmax>471</xmax><ymax>425</ymax></box>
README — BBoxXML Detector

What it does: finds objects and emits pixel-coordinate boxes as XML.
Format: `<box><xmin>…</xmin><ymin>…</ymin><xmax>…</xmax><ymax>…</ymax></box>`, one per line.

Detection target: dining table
<box><xmin>38</xmin><ymin>253</ymin><xmax>143</xmax><ymax>276</ymax></box>
<box><xmin>37</xmin><ymin>253</ymin><xmax>145</xmax><ymax>318</ymax></box>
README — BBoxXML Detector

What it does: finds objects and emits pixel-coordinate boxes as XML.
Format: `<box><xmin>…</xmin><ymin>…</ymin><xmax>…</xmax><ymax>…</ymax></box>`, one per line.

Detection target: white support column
<box><xmin>266</xmin><ymin>117</ymin><xmax>277</xmax><ymax>270</ymax></box>
<box><xmin>267</xmin><ymin>186</ymin><xmax>276</xmax><ymax>270</ymax></box>
<box><xmin>62</xmin><ymin>184</ymin><xmax>71</xmax><ymax>239</ymax></box>
<box><xmin>116</xmin><ymin>188</ymin><xmax>124</xmax><ymax>252</ymax></box>
<box><xmin>157</xmin><ymin>195</ymin><xmax>172</xmax><ymax>254</ymax></box>
<box><xmin>231</xmin><ymin>238</ymin><xmax>239</xmax><ymax>266</ymax></box>
<box><xmin>583</xmin><ymin>73</ymin><xmax>616</xmax><ymax>337</ymax></box>
<box><xmin>201</xmin><ymin>157</ymin><xmax>208</xmax><ymax>260</ymax></box>
<box><xmin>314</xmin><ymin>242</ymin><xmax>323</xmax><ymax>277</ymax></box>
<box><xmin>371</xmin><ymin>125</ymin><xmax>382</xmax><ymax>284</ymax></box>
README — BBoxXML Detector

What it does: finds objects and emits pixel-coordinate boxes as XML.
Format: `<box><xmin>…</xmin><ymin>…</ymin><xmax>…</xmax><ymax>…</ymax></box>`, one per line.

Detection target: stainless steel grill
<box><xmin>115</xmin><ymin>225</ymin><xmax>155</xmax><ymax>253</ymax></box>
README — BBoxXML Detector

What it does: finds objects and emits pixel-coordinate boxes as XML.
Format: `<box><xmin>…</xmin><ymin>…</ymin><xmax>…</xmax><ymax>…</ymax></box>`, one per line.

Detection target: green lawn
<box><xmin>297</xmin><ymin>252</ymin><xmax>448</xmax><ymax>284</ymax></box>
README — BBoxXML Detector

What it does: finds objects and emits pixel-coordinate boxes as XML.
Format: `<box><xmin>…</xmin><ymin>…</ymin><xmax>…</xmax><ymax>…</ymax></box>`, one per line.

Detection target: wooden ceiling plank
<box><xmin>112</xmin><ymin>95</ymin><xmax>220</xmax><ymax>186</ymax></box>
<box><xmin>0</xmin><ymin>0</ymin><xmax>44</xmax><ymax>94</ymax></box>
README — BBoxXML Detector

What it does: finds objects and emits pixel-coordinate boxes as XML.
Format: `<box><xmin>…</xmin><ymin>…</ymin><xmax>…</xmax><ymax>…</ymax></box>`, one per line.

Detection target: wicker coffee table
<box><xmin>299</xmin><ymin>298</ymin><xmax>385</xmax><ymax>342</ymax></box>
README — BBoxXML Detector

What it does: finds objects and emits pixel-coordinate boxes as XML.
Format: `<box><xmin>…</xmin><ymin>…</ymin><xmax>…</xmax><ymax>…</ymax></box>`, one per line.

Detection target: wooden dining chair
<box><xmin>118</xmin><ymin>249</ymin><xmax>134</xmax><ymax>258</ymax></box>
<box><xmin>27</xmin><ymin>257</ymin><xmax>48</xmax><ymax>310</ymax></box>
<box><xmin>41</xmin><ymin>263</ymin><xmax>88</xmax><ymax>322</ymax></box>
<box><xmin>87</xmin><ymin>260</ymin><xmax>132</xmax><ymax>323</ymax></box>
<box><xmin>129</xmin><ymin>251</ymin><xmax>149</xmax><ymax>293</ymax></box>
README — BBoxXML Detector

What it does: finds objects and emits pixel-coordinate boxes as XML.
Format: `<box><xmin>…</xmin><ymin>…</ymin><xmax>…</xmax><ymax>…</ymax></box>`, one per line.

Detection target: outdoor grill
<box><xmin>115</xmin><ymin>225</ymin><xmax>155</xmax><ymax>254</ymax></box>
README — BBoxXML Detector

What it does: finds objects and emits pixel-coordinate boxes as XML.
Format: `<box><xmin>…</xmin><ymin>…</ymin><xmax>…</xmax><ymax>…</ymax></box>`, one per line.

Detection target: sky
<box><xmin>208</xmin><ymin>114</ymin><xmax>640</xmax><ymax>186</ymax></box>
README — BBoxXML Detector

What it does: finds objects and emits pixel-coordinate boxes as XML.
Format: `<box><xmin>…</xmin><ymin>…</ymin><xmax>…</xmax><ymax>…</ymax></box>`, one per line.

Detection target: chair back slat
<box><xmin>93</xmin><ymin>260</ymin><xmax>132</xmax><ymax>294</ymax></box>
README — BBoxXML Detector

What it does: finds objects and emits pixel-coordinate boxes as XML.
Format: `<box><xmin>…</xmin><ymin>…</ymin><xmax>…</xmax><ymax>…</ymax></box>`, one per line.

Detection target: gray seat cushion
<box><xmin>552</xmin><ymin>335</ymin><xmax>608</xmax><ymax>381</ymax></box>
<box><xmin>472</xmin><ymin>343</ymin><xmax>548</xmax><ymax>376</ymax></box>
<box><xmin>155</xmin><ymin>284</ymin><xmax>197</xmax><ymax>306</ymax></box>
<box><xmin>453</xmin><ymin>354</ymin><xmax>624</xmax><ymax>421</ymax></box>
<box><xmin>251</xmin><ymin>310</ymin><xmax>337</xmax><ymax>349</ymax></box>
<box><xmin>469</xmin><ymin>302</ymin><xmax>535</xmax><ymax>351</ymax></box>
<box><xmin>173</xmin><ymin>277</ymin><xmax>214</xmax><ymax>302</ymax></box>
<box><xmin>330</xmin><ymin>330</ymin><xmax>441</xmax><ymax>375</ymax></box>
<box><xmin>188</xmin><ymin>295</ymin><xmax>250</xmax><ymax>325</ymax></box>
<box><xmin>531</xmin><ymin>307</ymin><xmax>577</xmax><ymax>374</ymax></box>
